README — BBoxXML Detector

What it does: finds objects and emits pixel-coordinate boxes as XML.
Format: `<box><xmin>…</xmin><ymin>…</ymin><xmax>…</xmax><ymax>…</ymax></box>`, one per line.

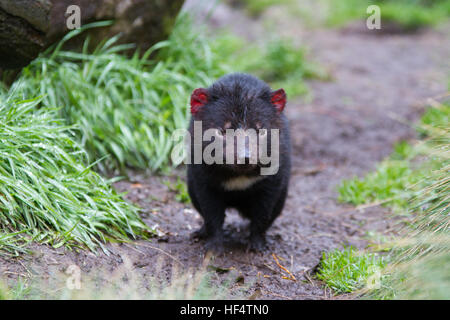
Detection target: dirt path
<box><xmin>1</xmin><ymin>5</ymin><xmax>448</xmax><ymax>299</ymax></box>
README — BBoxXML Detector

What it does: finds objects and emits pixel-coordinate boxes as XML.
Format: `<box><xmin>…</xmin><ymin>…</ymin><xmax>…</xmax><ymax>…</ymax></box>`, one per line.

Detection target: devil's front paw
<box><xmin>192</xmin><ymin>225</ymin><xmax>208</xmax><ymax>240</ymax></box>
<box><xmin>247</xmin><ymin>234</ymin><xmax>268</xmax><ymax>253</ymax></box>
<box><xmin>204</xmin><ymin>235</ymin><xmax>225</xmax><ymax>255</ymax></box>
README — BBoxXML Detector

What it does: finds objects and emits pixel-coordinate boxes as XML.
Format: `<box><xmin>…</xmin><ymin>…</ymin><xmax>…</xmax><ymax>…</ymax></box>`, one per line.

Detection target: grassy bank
<box><xmin>0</xmin><ymin>96</ymin><xmax>150</xmax><ymax>254</ymax></box>
<box><xmin>319</xmin><ymin>97</ymin><xmax>449</xmax><ymax>299</ymax></box>
<box><xmin>7</xmin><ymin>17</ymin><xmax>224</xmax><ymax>174</ymax></box>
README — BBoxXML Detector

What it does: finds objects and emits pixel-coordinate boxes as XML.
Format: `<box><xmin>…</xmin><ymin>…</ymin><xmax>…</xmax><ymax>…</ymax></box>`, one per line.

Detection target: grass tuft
<box><xmin>337</xmin><ymin>159</ymin><xmax>418</xmax><ymax>207</ymax></box>
<box><xmin>0</xmin><ymin>96</ymin><xmax>150</xmax><ymax>252</ymax></box>
<box><xmin>316</xmin><ymin>246</ymin><xmax>386</xmax><ymax>294</ymax></box>
<box><xmin>164</xmin><ymin>178</ymin><xmax>190</xmax><ymax>204</ymax></box>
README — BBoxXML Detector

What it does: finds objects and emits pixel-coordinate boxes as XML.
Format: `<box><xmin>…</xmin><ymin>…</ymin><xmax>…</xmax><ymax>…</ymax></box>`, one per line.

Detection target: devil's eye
<box><xmin>215</xmin><ymin>129</ymin><xmax>224</xmax><ymax>138</ymax></box>
<box><xmin>259</xmin><ymin>128</ymin><xmax>268</xmax><ymax>137</ymax></box>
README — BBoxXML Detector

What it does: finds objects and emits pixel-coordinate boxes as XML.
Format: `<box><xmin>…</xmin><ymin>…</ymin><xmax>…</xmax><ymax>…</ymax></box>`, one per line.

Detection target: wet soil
<box><xmin>0</xmin><ymin>3</ymin><xmax>448</xmax><ymax>299</ymax></box>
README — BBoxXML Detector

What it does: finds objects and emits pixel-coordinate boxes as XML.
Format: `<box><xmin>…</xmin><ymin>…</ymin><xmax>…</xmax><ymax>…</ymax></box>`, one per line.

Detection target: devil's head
<box><xmin>188</xmin><ymin>74</ymin><xmax>287</xmax><ymax>175</ymax></box>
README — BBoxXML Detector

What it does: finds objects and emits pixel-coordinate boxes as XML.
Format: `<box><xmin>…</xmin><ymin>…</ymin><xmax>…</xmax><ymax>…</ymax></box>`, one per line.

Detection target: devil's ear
<box><xmin>270</xmin><ymin>89</ymin><xmax>286</xmax><ymax>113</ymax></box>
<box><xmin>190</xmin><ymin>88</ymin><xmax>208</xmax><ymax>114</ymax></box>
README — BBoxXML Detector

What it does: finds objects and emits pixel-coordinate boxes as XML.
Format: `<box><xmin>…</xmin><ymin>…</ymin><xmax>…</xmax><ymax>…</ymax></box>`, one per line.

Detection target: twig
<box><xmin>272</xmin><ymin>253</ymin><xmax>297</xmax><ymax>282</ymax></box>
<box><xmin>303</xmin><ymin>271</ymin><xmax>316</xmax><ymax>287</ymax></box>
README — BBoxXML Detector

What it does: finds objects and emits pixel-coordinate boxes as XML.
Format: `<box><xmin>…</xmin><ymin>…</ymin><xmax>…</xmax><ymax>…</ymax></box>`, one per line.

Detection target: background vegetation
<box><xmin>232</xmin><ymin>0</ymin><xmax>450</xmax><ymax>30</ymax></box>
<box><xmin>329</xmin><ymin>99</ymin><xmax>449</xmax><ymax>299</ymax></box>
<box><xmin>0</xmin><ymin>1</ymin><xmax>448</xmax><ymax>300</ymax></box>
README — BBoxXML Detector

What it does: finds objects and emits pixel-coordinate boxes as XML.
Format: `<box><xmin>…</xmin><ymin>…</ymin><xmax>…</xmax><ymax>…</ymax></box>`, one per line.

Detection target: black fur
<box><xmin>187</xmin><ymin>73</ymin><xmax>291</xmax><ymax>252</ymax></box>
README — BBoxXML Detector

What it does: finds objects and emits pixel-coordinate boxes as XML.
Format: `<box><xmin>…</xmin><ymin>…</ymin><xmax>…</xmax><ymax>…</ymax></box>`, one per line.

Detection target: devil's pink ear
<box><xmin>270</xmin><ymin>89</ymin><xmax>286</xmax><ymax>113</ymax></box>
<box><xmin>190</xmin><ymin>88</ymin><xmax>208</xmax><ymax>114</ymax></box>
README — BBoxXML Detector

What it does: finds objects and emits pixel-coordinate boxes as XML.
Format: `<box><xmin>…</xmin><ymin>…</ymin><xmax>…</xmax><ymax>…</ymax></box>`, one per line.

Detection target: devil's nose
<box><xmin>236</xmin><ymin>134</ymin><xmax>252</xmax><ymax>162</ymax></box>
<box><xmin>237</xmin><ymin>148</ymin><xmax>251</xmax><ymax>161</ymax></box>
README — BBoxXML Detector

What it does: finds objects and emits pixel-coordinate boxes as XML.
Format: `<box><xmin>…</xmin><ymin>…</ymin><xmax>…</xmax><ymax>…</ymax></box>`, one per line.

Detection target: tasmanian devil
<box><xmin>186</xmin><ymin>73</ymin><xmax>291</xmax><ymax>252</ymax></box>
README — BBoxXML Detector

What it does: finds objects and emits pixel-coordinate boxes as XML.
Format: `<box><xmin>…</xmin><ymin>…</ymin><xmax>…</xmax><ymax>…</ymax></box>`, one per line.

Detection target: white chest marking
<box><xmin>222</xmin><ymin>176</ymin><xmax>265</xmax><ymax>191</ymax></box>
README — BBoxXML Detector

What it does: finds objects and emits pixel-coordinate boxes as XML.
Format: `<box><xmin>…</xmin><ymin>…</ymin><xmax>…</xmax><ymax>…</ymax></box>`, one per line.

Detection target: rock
<box><xmin>0</xmin><ymin>0</ymin><xmax>184</xmax><ymax>69</ymax></box>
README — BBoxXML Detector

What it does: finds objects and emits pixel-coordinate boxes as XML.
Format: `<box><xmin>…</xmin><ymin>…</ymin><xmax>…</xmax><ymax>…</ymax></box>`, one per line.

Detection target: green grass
<box><xmin>0</xmin><ymin>278</ymin><xmax>30</xmax><ymax>300</ymax></box>
<box><xmin>8</xmin><ymin>15</ymin><xmax>228</xmax><ymax>174</ymax></box>
<box><xmin>390</xmin><ymin>140</ymin><xmax>415</xmax><ymax>160</ymax></box>
<box><xmin>335</xmin><ymin>98</ymin><xmax>450</xmax><ymax>299</ymax></box>
<box><xmin>247</xmin><ymin>39</ymin><xmax>329</xmax><ymax>96</ymax></box>
<box><xmin>164</xmin><ymin>178</ymin><xmax>190</xmax><ymax>204</ymax></box>
<box><xmin>212</xmin><ymin>34</ymin><xmax>328</xmax><ymax>97</ymax></box>
<box><xmin>338</xmin><ymin>103</ymin><xmax>450</xmax><ymax>207</ymax></box>
<box><xmin>420</xmin><ymin>101</ymin><xmax>450</xmax><ymax>135</ymax></box>
<box><xmin>0</xmin><ymin>230</ymin><xmax>30</xmax><ymax>257</ymax></box>
<box><xmin>337</xmin><ymin>157</ymin><xmax>419</xmax><ymax>207</ymax></box>
<box><xmin>0</xmin><ymin>96</ymin><xmax>150</xmax><ymax>253</ymax></box>
<box><xmin>300</xmin><ymin>0</ymin><xmax>450</xmax><ymax>30</ymax></box>
<box><xmin>316</xmin><ymin>247</ymin><xmax>386</xmax><ymax>294</ymax></box>
<box><xmin>226</xmin><ymin>0</ymin><xmax>294</xmax><ymax>17</ymax></box>
<box><xmin>369</xmin><ymin>159</ymin><xmax>450</xmax><ymax>298</ymax></box>
<box><xmin>370</xmin><ymin>128</ymin><xmax>449</xmax><ymax>299</ymax></box>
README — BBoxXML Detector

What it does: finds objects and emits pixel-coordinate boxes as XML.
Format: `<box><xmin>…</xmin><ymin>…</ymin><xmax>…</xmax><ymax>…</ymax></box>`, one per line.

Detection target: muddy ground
<box><xmin>0</xmin><ymin>3</ymin><xmax>448</xmax><ymax>299</ymax></box>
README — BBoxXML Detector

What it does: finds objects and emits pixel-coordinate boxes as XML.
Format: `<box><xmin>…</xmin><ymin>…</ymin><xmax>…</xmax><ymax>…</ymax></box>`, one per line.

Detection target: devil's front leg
<box><xmin>191</xmin><ymin>185</ymin><xmax>226</xmax><ymax>253</ymax></box>
<box><xmin>244</xmin><ymin>186</ymin><xmax>286</xmax><ymax>252</ymax></box>
<box><xmin>247</xmin><ymin>207</ymin><xmax>273</xmax><ymax>252</ymax></box>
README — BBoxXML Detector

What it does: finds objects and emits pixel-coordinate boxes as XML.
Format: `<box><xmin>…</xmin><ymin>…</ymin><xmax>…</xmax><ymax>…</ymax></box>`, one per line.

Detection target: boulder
<box><xmin>0</xmin><ymin>0</ymin><xmax>184</xmax><ymax>69</ymax></box>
